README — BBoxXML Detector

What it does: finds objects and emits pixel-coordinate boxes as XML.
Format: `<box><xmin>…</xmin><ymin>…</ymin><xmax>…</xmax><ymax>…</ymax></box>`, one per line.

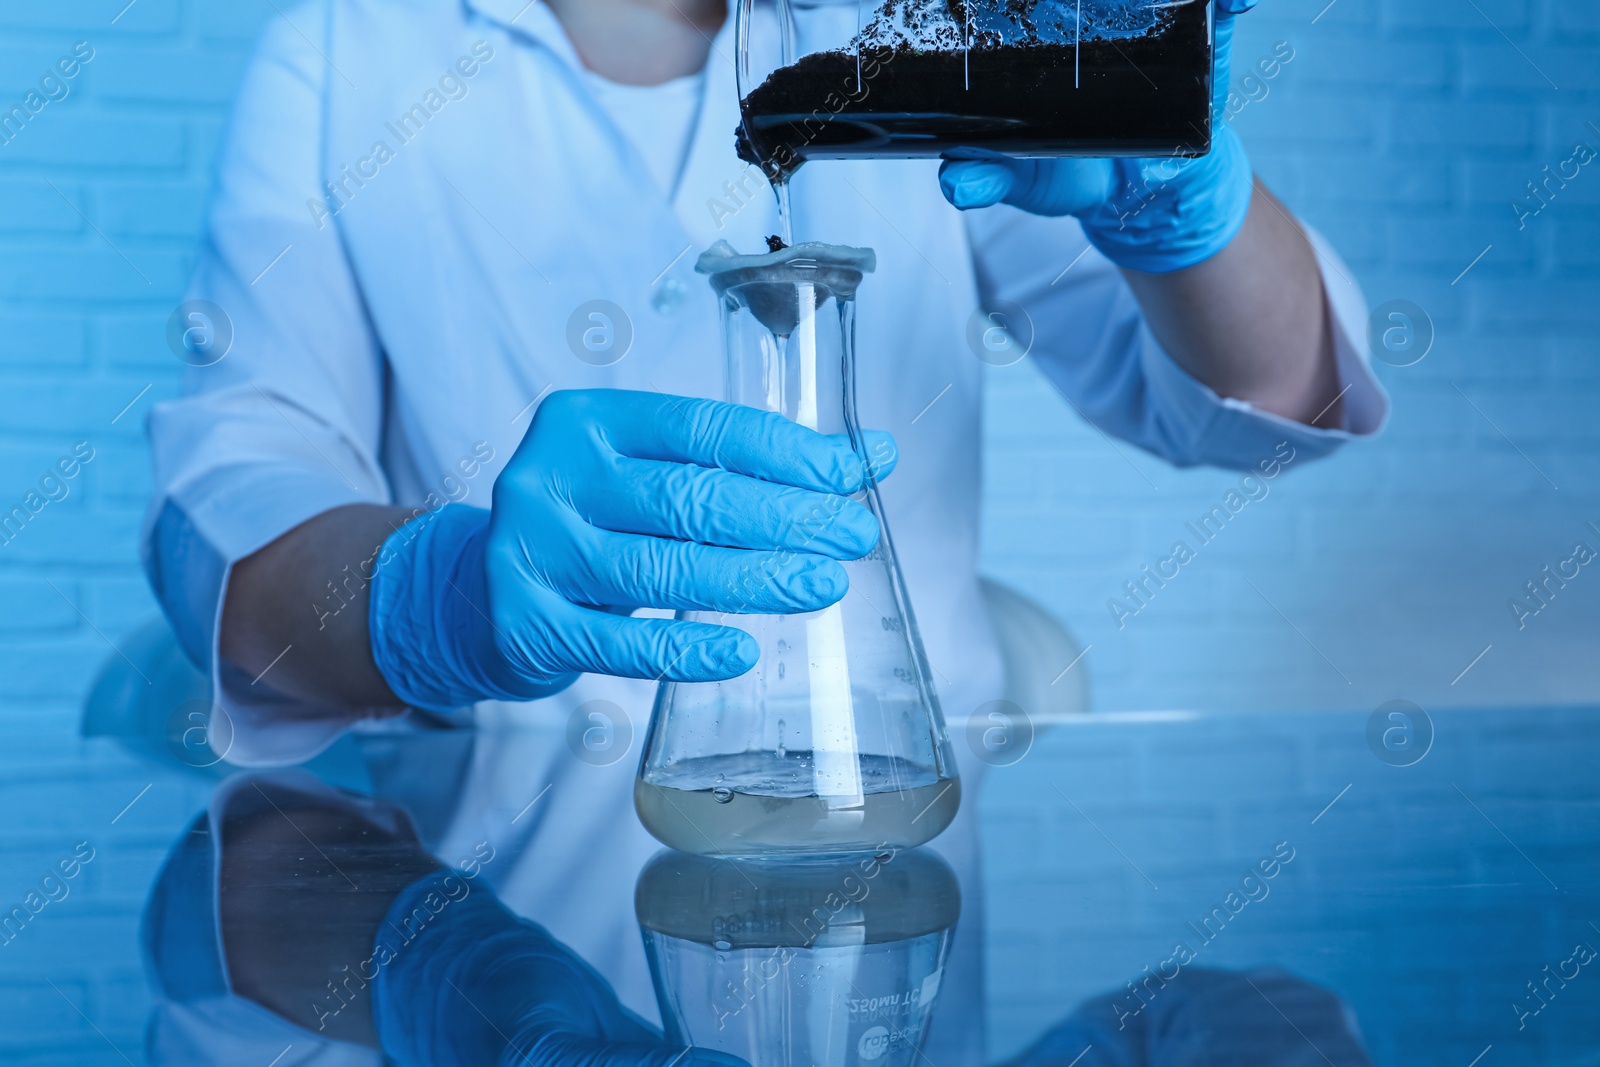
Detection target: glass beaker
<box><xmin>635</xmin><ymin>847</ymin><xmax>960</xmax><ymax>1065</ymax></box>
<box><xmin>735</xmin><ymin>0</ymin><xmax>1214</xmax><ymax>179</ymax></box>
<box><xmin>634</xmin><ymin>241</ymin><xmax>960</xmax><ymax>857</ymax></box>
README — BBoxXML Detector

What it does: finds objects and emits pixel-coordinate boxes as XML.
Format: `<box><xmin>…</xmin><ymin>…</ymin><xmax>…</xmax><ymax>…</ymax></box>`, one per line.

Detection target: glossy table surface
<box><xmin>978</xmin><ymin>706</ymin><xmax>1600</xmax><ymax>1067</ymax></box>
<box><xmin>128</xmin><ymin>705</ymin><xmax>1600</xmax><ymax>1066</ymax></box>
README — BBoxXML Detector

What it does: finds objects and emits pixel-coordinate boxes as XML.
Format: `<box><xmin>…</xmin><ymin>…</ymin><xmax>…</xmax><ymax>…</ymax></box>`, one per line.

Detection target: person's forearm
<box><xmin>221</xmin><ymin>503</ymin><xmax>415</xmax><ymax>709</ymax></box>
<box><xmin>1120</xmin><ymin>179</ymin><xmax>1343</xmax><ymax>429</ymax></box>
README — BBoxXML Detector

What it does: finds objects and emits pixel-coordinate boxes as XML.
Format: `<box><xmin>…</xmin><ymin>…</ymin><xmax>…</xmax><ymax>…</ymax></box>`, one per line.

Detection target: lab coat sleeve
<box><xmin>142</xmin><ymin>1</ymin><xmax>392</xmax><ymax>765</ymax></box>
<box><xmin>965</xmin><ymin>206</ymin><xmax>1388</xmax><ymax>471</ymax></box>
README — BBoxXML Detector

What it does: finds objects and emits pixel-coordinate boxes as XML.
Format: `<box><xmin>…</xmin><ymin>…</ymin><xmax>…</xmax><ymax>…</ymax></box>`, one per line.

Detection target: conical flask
<box><xmin>635</xmin><ymin>241</ymin><xmax>960</xmax><ymax>856</ymax></box>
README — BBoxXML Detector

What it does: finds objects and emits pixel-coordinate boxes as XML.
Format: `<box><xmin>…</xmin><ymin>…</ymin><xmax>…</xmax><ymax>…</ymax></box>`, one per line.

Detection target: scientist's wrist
<box><xmin>369</xmin><ymin>504</ymin><xmax>550</xmax><ymax>713</ymax></box>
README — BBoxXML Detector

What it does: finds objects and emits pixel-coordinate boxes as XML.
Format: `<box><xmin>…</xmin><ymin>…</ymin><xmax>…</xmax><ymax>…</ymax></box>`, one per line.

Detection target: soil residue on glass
<box><xmin>737</xmin><ymin>0</ymin><xmax>1210</xmax><ymax>181</ymax></box>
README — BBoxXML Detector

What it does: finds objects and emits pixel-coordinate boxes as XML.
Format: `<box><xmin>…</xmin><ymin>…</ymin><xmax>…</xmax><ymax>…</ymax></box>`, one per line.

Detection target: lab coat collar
<box><xmin>462</xmin><ymin>0</ymin><xmax>759</xmax><ymax>243</ymax></box>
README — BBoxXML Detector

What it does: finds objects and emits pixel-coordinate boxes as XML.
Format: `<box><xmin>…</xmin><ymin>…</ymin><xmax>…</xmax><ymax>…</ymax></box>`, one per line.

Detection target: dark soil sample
<box><xmin>737</xmin><ymin>0</ymin><xmax>1210</xmax><ymax>180</ymax></box>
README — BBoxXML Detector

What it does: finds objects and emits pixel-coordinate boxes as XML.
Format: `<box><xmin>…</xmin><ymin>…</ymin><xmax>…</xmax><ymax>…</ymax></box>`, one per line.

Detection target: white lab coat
<box><xmin>141</xmin><ymin>0</ymin><xmax>1386</xmax><ymax>1061</ymax></box>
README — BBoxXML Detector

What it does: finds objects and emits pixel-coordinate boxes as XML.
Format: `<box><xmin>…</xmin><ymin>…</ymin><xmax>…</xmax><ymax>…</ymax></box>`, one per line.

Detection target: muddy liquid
<box><xmin>636</xmin><ymin>751</ymin><xmax>960</xmax><ymax>856</ymax></box>
<box><xmin>737</xmin><ymin>0</ymin><xmax>1211</xmax><ymax>180</ymax></box>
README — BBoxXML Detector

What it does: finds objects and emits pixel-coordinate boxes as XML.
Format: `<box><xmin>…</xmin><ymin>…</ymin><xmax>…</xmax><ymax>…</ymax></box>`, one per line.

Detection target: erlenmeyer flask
<box><xmin>635</xmin><ymin>241</ymin><xmax>959</xmax><ymax>856</ymax></box>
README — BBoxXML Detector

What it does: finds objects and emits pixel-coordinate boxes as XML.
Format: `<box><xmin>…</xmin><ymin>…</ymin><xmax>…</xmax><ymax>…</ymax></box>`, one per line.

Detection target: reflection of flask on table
<box><xmin>635</xmin><ymin>242</ymin><xmax>960</xmax><ymax>857</ymax></box>
<box><xmin>636</xmin><ymin>848</ymin><xmax>961</xmax><ymax>1067</ymax></box>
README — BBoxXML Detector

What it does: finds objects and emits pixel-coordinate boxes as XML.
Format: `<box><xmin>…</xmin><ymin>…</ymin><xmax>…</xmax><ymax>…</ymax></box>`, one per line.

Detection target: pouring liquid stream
<box><xmin>773</xmin><ymin>174</ymin><xmax>794</xmax><ymax>248</ymax></box>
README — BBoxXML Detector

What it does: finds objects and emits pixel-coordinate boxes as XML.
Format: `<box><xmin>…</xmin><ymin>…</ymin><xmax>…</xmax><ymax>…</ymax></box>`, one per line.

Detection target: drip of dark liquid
<box><xmin>736</xmin><ymin>0</ymin><xmax>1210</xmax><ymax>184</ymax></box>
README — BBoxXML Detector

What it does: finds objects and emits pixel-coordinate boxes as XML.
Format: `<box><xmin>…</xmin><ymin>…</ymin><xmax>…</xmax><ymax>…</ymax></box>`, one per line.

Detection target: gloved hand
<box><xmin>369</xmin><ymin>388</ymin><xmax>895</xmax><ymax>713</ymax></box>
<box><xmin>939</xmin><ymin>0</ymin><xmax>1259</xmax><ymax>273</ymax></box>
<box><xmin>373</xmin><ymin>871</ymin><xmax>748</xmax><ymax>1067</ymax></box>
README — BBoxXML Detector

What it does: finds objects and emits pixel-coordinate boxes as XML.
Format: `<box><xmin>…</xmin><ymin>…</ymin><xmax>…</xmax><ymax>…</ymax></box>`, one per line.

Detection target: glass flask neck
<box><xmin>721</xmin><ymin>279</ymin><xmax>855</xmax><ymax>438</ymax></box>
<box><xmin>703</xmin><ymin>243</ymin><xmax>876</xmax><ymax>446</ymax></box>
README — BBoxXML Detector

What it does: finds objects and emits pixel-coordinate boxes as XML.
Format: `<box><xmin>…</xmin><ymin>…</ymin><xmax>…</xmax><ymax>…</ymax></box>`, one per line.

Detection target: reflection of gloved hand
<box><xmin>374</xmin><ymin>872</ymin><xmax>748</xmax><ymax>1067</ymax></box>
<box><xmin>1009</xmin><ymin>966</ymin><xmax>1372</xmax><ymax>1067</ymax></box>
<box><xmin>939</xmin><ymin>0</ymin><xmax>1258</xmax><ymax>273</ymax></box>
<box><xmin>369</xmin><ymin>389</ymin><xmax>895</xmax><ymax>713</ymax></box>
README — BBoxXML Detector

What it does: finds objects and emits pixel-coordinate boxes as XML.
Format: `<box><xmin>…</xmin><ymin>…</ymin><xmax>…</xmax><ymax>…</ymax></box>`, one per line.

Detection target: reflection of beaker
<box><xmin>634</xmin><ymin>242</ymin><xmax>959</xmax><ymax>857</ymax></box>
<box><xmin>635</xmin><ymin>848</ymin><xmax>960</xmax><ymax>1066</ymax></box>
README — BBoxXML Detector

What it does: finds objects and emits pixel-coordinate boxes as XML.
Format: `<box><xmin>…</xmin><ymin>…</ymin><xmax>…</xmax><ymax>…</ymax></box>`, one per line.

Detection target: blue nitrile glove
<box><xmin>939</xmin><ymin>0</ymin><xmax>1259</xmax><ymax>273</ymax></box>
<box><xmin>373</xmin><ymin>871</ymin><xmax>748</xmax><ymax>1067</ymax></box>
<box><xmin>369</xmin><ymin>388</ymin><xmax>896</xmax><ymax>713</ymax></box>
